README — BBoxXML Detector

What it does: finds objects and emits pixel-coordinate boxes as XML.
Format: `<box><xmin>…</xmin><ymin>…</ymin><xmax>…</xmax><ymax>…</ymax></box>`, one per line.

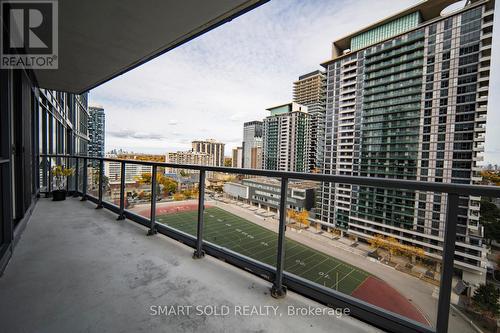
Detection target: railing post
<box><xmin>96</xmin><ymin>159</ymin><xmax>104</xmax><ymax>209</ymax></box>
<box><xmin>436</xmin><ymin>193</ymin><xmax>459</xmax><ymax>333</ymax></box>
<box><xmin>73</xmin><ymin>157</ymin><xmax>79</xmax><ymax>197</ymax></box>
<box><xmin>271</xmin><ymin>177</ymin><xmax>288</xmax><ymax>298</ymax></box>
<box><xmin>147</xmin><ymin>165</ymin><xmax>158</xmax><ymax>235</ymax></box>
<box><xmin>81</xmin><ymin>157</ymin><xmax>88</xmax><ymax>201</ymax></box>
<box><xmin>46</xmin><ymin>157</ymin><xmax>52</xmax><ymax>198</ymax></box>
<box><xmin>117</xmin><ymin>161</ymin><xmax>126</xmax><ymax>220</ymax></box>
<box><xmin>193</xmin><ymin>169</ymin><xmax>206</xmax><ymax>259</ymax></box>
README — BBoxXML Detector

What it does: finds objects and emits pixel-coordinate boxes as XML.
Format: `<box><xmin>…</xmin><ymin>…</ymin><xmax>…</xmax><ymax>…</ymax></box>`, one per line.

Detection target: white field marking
<box><xmin>209</xmin><ymin>227</ymin><xmax>273</xmax><ymax>251</ymax></box>
<box><xmin>335</xmin><ymin>268</ymin><xmax>356</xmax><ymax>286</ymax></box>
<box><xmin>259</xmin><ymin>246</ymin><xmax>307</xmax><ymax>266</ymax></box>
<box><xmin>286</xmin><ymin>252</ymin><xmax>323</xmax><ymax>271</ymax></box>
<box><xmin>295</xmin><ymin>259</ymin><xmax>306</xmax><ymax>266</ymax></box>
<box><xmin>322</xmin><ymin>261</ymin><xmax>343</xmax><ymax>277</ymax></box>
<box><xmin>300</xmin><ymin>257</ymin><xmax>331</xmax><ymax>276</ymax></box>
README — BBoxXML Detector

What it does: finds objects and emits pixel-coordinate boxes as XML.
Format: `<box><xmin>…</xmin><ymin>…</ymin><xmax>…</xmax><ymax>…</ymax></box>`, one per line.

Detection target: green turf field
<box><xmin>156</xmin><ymin>206</ymin><xmax>370</xmax><ymax>295</ymax></box>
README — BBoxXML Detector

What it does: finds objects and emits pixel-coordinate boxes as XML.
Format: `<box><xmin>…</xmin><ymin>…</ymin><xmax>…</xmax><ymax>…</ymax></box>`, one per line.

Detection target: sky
<box><xmin>90</xmin><ymin>0</ymin><xmax>500</xmax><ymax>164</ymax></box>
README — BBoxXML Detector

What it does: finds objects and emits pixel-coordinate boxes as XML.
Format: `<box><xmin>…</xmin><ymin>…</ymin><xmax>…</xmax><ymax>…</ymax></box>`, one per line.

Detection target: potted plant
<box><xmin>52</xmin><ymin>165</ymin><xmax>75</xmax><ymax>201</ymax></box>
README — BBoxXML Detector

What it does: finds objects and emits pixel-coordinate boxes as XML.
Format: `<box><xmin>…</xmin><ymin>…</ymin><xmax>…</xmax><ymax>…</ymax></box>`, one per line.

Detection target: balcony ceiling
<box><xmin>32</xmin><ymin>0</ymin><xmax>268</xmax><ymax>94</ymax></box>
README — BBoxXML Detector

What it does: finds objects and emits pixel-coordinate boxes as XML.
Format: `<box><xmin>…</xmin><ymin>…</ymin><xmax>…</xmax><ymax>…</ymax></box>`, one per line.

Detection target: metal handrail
<box><xmin>40</xmin><ymin>154</ymin><xmax>500</xmax><ymax>197</ymax></box>
<box><xmin>39</xmin><ymin>154</ymin><xmax>500</xmax><ymax>333</ymax></box>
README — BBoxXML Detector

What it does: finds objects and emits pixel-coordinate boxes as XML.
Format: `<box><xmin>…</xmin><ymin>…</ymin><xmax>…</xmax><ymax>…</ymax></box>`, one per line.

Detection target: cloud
<box><xmin>90</xmin><ymin>0</ymin><xmax>500</xmax><ymax>163</ymax></box>
<box><xmin>108</xmin><ymin>129</ymin><xmax>165</xmax><ymax>140</ymax></box>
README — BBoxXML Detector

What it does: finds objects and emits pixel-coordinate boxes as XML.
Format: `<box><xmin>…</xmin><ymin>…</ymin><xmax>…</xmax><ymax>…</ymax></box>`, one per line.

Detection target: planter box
<box><xmin>52</xmin><ymin>190</ymin><xmax>67</xmax><ymax>201</ymax></box>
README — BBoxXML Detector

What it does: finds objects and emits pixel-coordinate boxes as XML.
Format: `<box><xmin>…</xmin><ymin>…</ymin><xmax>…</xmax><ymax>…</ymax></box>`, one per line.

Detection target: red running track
<box><xmin>135</xmin><ymin>203</ymin><xmax>211</xmax><ymax>218</ymax></box>
<box><xmin>352</xmin><ymin>276</ymin><xmax>430</xmax><ymax>325</ymax></box>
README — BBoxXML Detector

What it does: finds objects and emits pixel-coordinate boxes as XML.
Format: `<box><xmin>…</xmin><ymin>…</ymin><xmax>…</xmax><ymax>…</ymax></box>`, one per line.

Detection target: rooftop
<box><xmin>327</xmin><ymin>0</ymin><xmax>486</xmax><ymax>60</ymax></box>
<box><xmin>243</xmin><ymin>177</ymin><xmax>318</xmax><ymax>190</ymax></box>
<box><xmin>296</xmin><ymin>70</ymin><xmax>325</xmax><ymax>81</ymax></box>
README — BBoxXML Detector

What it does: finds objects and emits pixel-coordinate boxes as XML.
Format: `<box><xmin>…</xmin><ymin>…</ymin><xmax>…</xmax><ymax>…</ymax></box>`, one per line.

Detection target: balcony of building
<box><xmin>0</xmin><ymin>1</ymin><xmax>498</xmax><ymax>333</ymax></box>
<box><xmin>0</xmin><ymin>197</ymin><xmax>377</xmax><ymax>333</ymax></box>
<box><xmin>4</xmin><ymin>154</ymin><xmax>496</xmax><ymax>333</ymax></box>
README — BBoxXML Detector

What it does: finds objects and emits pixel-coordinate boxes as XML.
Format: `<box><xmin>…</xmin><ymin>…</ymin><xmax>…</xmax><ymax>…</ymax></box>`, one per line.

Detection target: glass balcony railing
<box><xmin>39</xmin><ymin>154</ymin><xmax>500</xmax><ymax>333</ymax></box>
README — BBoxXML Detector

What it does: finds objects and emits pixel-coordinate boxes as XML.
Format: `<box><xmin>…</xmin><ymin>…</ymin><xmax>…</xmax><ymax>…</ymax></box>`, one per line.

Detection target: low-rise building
<box><xmin>223</xmin><ymin>177</ymin><xmax>316</xmax><ymax>214</ymax></box>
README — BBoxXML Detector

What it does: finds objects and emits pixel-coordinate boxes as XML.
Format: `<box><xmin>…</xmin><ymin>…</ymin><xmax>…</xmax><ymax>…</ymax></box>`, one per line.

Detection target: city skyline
<box><xmin>89</xmin><ymin>0</ymin><xmax>500</xmax><ymax>164</ymax></box>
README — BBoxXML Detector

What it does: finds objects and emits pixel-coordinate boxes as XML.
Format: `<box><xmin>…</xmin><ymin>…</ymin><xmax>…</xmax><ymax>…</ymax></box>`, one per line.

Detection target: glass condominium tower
<box><xmin>293</xmin><ymin>70</ymin><xmax>327</xmax><ymax>172</ymax></box>
<box><xmin>319</xmin><ymin>0</ymin><xmax>494</xmax><ymax>284</ymax></box>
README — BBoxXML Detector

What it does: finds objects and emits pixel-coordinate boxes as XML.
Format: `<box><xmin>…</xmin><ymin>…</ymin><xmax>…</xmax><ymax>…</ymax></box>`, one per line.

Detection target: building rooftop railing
<box><xmin>39</xmin><ymin>154</ymin><xmax>500</xmax><ymax>333</ymax></box>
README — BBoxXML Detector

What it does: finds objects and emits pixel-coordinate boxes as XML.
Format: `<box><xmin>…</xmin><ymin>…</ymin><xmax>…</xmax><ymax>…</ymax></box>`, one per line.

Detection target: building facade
<box><xmin>192</xmin><ymin>139</ymin><xmax>225</xmax><ymax>167</ymax></box>
<box><xmin>166</xmin><ymin>151</ymin><xmax>214</xmax><ymax>175</ymax></box>
<box><xmin>242</xmin><ymin>121</ymin><xmax>263</xmax><ymax>169</ymax></box>
<box><xmin>293</xmin><ymin>70</ymin><xmax>327</xmax><ymax>172</ymax></box>
<box><xmin>318</xmin><ymin>0</ymin><xmax>494</xmax><ymax>283</ymax></box>
<box><xmin>232</xmin><ymin>147</ymin><xmax>243</xmax><ymax>168</ymax></box>
<box><xmin>38</xmin><ymin>90</ymin><xmax>90</xmax><ymax>193</ymax></box>
<box><xmin>262</xmin><ymin>102</ymin><xmax>310</xmax><ymax>172</ymax></box>
<box><xmin>223</xmin><ymin>178</ymin><xmax>316</xmax><ymax>214</ymax></box>
<box><xmin>104</xmin><ymin>154</ymin><xmax>154</xmax><ymax>185</ymax></box>
<box><xmin>88</xmin><ymin>105</ymin><xmax>105</xmax><ymax>163</ymax></box>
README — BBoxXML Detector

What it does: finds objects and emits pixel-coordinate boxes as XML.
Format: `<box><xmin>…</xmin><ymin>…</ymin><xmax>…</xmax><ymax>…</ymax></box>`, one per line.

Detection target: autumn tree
<box><xmin>481</xmin><ymin>170</ymin><xmax>500</xmax><ymax>186</ymax></box>
<box><xmin>135</xmin><ymin>172</ymin><xmax>178</xmax><ymax>197</ymax></box>
<box><xmin>368</xmin><ymin>234</ymin><xmax>386</xmax><ymax>250</ymax></box>
<box><xmin>296</xmin><ymin>210</ymin><xmax>310</xmax><ymax>228</ymax></box>
<box><xmin>287</xmin><ymin>209</ymin><xmax>297</xmax><ymax>224</ymax></box>
<box><xmin>173</xmin><ymin>193</ymin><xmax>186</xmax><ymax>201</ymax></box>
<box><xmin>159</xmin><ymin>176</ymin><xmax>177</xmax><ymax>196</ymax></box>
<box><xmin>369</xmin><ymin>234</ymin><xmax>426</xmax><ymax>263</ymax></box>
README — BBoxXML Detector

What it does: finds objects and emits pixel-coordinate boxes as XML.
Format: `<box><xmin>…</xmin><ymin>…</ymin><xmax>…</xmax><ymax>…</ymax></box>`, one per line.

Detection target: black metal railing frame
<box><xmin>38</xmin><ymin>154</ymin><xmax>500</xmax><ymax>333</ymax></box>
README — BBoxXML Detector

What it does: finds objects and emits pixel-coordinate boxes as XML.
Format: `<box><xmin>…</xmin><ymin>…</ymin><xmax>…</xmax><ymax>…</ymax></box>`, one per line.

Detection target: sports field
<box><xmin>157</xmin><ymin>206</ymin><xmax>368</xmax><ymax>294</ymax></box>
<box><xmin>155</xmin><ymin>204</ymin><xmax>429</xmax><ymax>324</ymax></box>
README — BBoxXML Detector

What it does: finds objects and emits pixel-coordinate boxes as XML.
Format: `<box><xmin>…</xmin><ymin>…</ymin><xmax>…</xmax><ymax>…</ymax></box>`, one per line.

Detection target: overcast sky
<box><xmin>90</xmin><ymin>0</ymin><xmax>500</xmax><ymax>164</ymax></box>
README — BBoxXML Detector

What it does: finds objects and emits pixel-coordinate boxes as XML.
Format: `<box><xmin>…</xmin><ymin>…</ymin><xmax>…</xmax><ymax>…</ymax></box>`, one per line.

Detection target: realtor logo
<box><xmin>1</xmin><ymin>0</ymin><xmax>58</xmax><ymax>69</ymax></box>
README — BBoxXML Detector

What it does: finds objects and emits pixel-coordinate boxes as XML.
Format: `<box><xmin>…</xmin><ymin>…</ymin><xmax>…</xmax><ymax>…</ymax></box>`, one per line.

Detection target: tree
<box><xmin>92</xmin><ymin>169</ymin><xmax>109</xmax><ymax>192</ymax></box>
<box><xmin>369</xmin><ymin>234</ymin><xmax>426</xmax><ymax>263</ymax></box>
<box><xmin>287</xmin><ymin>209</ymin><xmax>297</xmax><ymax>224</ymax></box>
<box><xmin>472</xmin><ymin>283</ymin><xmax>500</xmax><ymax>317</ymax></box>
<box><xmin>135</xmin><ymin>172</ymin><xmax>178</xmax><ymax>197</ymax></box>
<box><xmin>295</xmin><ymin>210</ymin><xmax>310</xmax><ymax>228</ymax></box>
<box><xmin>369</xmin><ymin>234</ymin><xmax>386</xmax><ymax>251</ymax></box>
<box><xmin>159</xmin><ymin>176</ymin><xmax>177</xmax><ymax>196</ymax></box>
<box><xmin>135</xmin><ymin>172</ymin><xmax>152</xmax><ymax>185</ymax></box>
<box><xmin>481</xmin><ymin>170</ymin><xmax>500</xmax><ymax>186</ymax></box>
<box><xmin>480</xmin><ymin>199</ymin><xmax>500</xmax><ymax>242</ymax></box>
<box><xmin>173</xmin><ymin>193</ymin><xmax>185</xmax><ymax>201</ymax></box>
<box><xmin>385</xmin><ymin>237</ymin><xmax>400</xmax><ymax>262</ymax></box>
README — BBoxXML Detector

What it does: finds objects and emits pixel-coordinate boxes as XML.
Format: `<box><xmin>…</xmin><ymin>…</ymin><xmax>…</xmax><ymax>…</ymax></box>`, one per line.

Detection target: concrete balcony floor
<box><xmin>0</xmin><ymin>198</ymin><xmax>380</xmax><ymax>333</ymax></box>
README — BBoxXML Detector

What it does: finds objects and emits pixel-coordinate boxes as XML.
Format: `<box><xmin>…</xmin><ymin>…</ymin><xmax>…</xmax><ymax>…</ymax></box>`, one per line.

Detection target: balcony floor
<box><xmin>0</xmin><ymin>198</ymin><xmax>380</xmax><ymax>333</ymax></box>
